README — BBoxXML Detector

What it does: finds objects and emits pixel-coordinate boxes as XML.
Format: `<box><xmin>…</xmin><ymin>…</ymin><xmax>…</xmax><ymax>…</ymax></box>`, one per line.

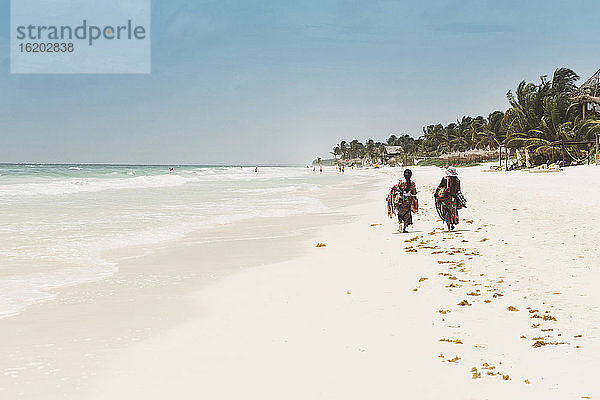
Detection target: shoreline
<box><xmin>0</xmin><ymin>165</ymin><xmax>370</xmax><ymax>319</ymax></box>
<box><xmin>2</xmin><ymin>165</ymin><xmax>599</xmax><ymax>399</ymax></box>
<box><xmin>0</xmin><ymin>171</ymin><xmax>380</xmax><ymax>399</ymax></box>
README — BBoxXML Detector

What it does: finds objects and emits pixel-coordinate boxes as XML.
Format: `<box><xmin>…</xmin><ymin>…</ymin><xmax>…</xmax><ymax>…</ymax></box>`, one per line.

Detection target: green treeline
<box><xmin>329</xmin><ymin>67</ymin><xmax>600</xmax><ymax>166</ymax></box>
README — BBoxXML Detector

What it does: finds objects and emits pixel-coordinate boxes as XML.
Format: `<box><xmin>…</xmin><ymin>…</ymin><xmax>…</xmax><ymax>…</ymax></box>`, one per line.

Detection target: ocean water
<box><xmin>0</xmin><ymin>164</ymin><xmax>345</xmax><ymax>318</ymax></box>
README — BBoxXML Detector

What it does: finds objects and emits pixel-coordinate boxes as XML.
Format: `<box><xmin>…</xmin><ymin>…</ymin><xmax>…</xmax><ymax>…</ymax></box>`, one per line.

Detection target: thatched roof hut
<box><xmin>571</xmin><ymin>68</ymin><xmax>600</xmax><ymax>116</ymax></box>
<box><xmin>384</xmin><ymin>146</ymin><xmax>403</xmax><ymax>159</ymax></box>
<box><xmin>439</xmin><ymin>148</ymin><xmax>499</xmax><ymax>162</ymax></box>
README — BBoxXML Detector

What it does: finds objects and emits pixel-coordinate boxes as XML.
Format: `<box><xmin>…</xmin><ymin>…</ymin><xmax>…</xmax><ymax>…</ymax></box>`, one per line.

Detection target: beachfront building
<box><xmin>384</xmin><ymin>145</ymin><xmax>417</xmax><ymax>166</ymax></box>
<box><xmin>383</xmin><ymin>145</ymin><xmax>403</xmax><ymax>165</ymax></box>
<box><xmin>571</xmin><ymin>67</ymin><xmax>600</xmax><ymax>117</ymax></box>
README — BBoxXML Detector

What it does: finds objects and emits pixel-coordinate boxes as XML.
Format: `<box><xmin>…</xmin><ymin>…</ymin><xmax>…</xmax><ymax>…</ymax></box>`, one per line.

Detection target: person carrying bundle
<box><xmin>387</xmin><ymin>169</ymin><xmax>418</xmax><ymax>233</ymax></box>
<box><xmin>434</xmin><ymin>166</ymin><xmax>467</xmax><ymax>231</ymax></box>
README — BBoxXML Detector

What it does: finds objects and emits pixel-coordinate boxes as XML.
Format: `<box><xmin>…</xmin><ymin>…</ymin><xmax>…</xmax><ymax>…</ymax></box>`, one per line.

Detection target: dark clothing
<box><xmin>438</xmin><ymin>176</ymin><xmax>461</xmax><ymax>196</ymax></box>
<box><xmin>387</xmin><ymin>181</ymin><xmax>417</xmax><ymax>226</ymax></box>
<box><xmin>435</xmin><ymin>177</ymin><xmax>465</xmax><ymax>226</ymax></box>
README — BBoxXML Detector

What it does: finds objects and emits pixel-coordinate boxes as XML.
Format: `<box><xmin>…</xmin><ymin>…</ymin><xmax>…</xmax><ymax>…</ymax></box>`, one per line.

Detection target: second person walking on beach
<box><xmin>434</xmin><ymin>166</ymin><xmax>467</xmax><ymax>231</ymax></box>
<box><xmin>387</xmin><ymin>169</ymin><xmax>418</xmax><ymax>233</ymax></box>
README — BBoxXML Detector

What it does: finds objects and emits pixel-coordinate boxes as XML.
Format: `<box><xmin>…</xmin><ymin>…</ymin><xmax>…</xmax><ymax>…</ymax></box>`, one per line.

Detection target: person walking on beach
<box><xmin>434</xmin><ymin>166</ymin><xmax>467</xmax><ymax>231</ymax></box>
<box><xmin>387</xmin><ymin>169</ymin><xmax>418</xmax><ymax>233</ymax></box>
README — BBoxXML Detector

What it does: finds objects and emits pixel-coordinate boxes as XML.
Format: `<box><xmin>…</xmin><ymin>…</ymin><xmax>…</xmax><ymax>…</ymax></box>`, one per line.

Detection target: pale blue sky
<box><xmin>1</xmin><ymin>0</ymin><xmax>599</xmax><ymax>164</ymax></box>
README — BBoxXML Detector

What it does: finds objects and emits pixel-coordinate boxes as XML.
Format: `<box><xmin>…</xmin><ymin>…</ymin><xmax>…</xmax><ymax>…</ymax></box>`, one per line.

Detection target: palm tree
<box><xmin>503</xmin><ymin>68</ymin><xmax>582</xmax><ymax>162</ymax></box>
<box><xmin>365</xmin><ymin>139</ymin><xmax>376</xmax><ymax>161</ymax></box>
<box><xmin>348</xmin><ymin>140</ymin><xmax>365</xmax><ymax>158</ymax></box>
<box><xmin>373</xmin><ymin>141</ymin><xmax>385</xmax><ymax>162</ymax></box>
<box><xmin>330</xmin><ymin>146</ymin><xmax>342</xmax><ymax>160</ymax></box>
<box><xmin>338</xmin><ymin>141</ymin><xmax>349</xmax><ymax>159</ymax></box>
<box><xmin>422</xmin><ymin>124</ymin><xmax>446</xmax><ymax>155</ymax></box>
<box><xmin>439</xmin><ymin>123</ymin><xmax>457</xmax><ymax>154</ymax></box>
<box><xmin>475</xmin><ymin>111</ymin><xmax>505</xmax><ymax>149</ymax></box>
<box><xmin>452</xmin><ymin>116</ymin><xmax>475</xmax><ymax>152</ymax></box>
<box><xmin>505</xmin><ymin>70</ymin><xmax>581</xmax><ymax>161</ymax></box>
<box><xmin>548</xmin><ymin>67</ymin><xmax>580</xmax><ymax>95</ymax></box>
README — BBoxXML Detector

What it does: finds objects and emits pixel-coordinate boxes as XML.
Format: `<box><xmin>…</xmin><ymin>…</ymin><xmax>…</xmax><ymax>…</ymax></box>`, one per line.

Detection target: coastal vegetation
<box><xmin>324</xmin><ymin>67</ymin><xmax>600</xmax><ymax>167</ymax></box>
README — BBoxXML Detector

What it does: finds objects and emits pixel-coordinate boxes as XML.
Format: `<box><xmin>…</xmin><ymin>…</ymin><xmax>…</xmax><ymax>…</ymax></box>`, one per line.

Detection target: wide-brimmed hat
<box><xmin>445</xmin><ymin>166</ymin><xmax>458</xmax><ymax>177</ymax></box>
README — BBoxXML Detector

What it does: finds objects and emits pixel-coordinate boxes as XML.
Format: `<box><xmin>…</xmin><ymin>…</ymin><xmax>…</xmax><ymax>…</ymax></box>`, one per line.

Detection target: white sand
<box><xmin>3</xmin><ymin>165</ymin><xmax>600</xmax><ymax>399</ymax></box>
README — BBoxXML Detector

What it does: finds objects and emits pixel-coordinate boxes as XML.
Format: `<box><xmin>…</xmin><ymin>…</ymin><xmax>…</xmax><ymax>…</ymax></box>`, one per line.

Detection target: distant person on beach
<box><xmin>319</xmin><ymin>166</ymin><xmax>323</xmax><ymax>173</ymax></box>
<box><xmin>386</xmin><ymin>169</ymin><xmax>418</xmax><ymax>233</ymax></box>
<box><xmin>255</xmin><ymin>167</ymin><xmax>258</xmax><ymax>172</ymax></box>
<box><xmin>434</xmin><ymin>166</ymin><xmax>467</xmax><ymax>231</ymax></box>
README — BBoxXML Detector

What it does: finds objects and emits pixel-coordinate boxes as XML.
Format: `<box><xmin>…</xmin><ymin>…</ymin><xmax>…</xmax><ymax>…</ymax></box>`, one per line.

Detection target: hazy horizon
<box><xmin>2</xmin><ymin>0</ymin><xmax>600</xmax><ymax>164</ymax></box>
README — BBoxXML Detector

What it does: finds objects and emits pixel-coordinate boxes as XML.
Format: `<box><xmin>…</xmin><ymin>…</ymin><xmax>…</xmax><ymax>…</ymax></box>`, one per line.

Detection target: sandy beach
<box><xmin>1</xmin><ymin>165</ymin><xmax>599</xmax><ymax>399</ymax></box>
<box><xmin>6</xmin><ymin>1</ymin><xmax>600</xmax><ymax>398</ymax></box>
